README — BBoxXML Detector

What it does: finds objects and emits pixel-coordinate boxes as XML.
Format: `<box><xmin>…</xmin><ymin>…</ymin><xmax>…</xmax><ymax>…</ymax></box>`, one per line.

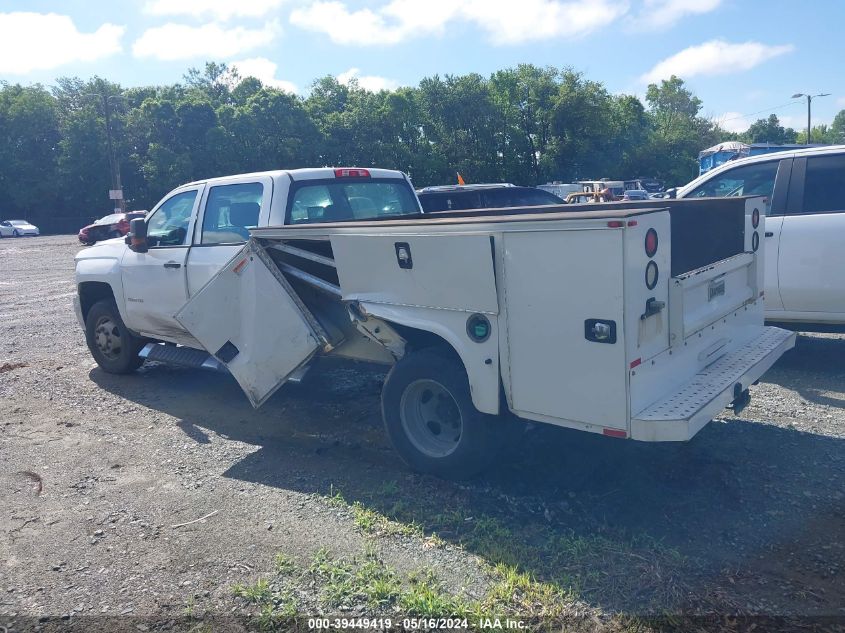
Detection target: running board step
<box><xmin>139</xmin><ymin>343</ymin><xmax>227</xmax><ymax>372</ymax></box>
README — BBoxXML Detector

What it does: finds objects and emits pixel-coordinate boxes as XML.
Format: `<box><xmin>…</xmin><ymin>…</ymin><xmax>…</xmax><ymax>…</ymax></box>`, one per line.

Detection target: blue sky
<box><xmin>2</xmin><ymin>0</ymin><xmax>843</xmax><ymax>133</ymax></box>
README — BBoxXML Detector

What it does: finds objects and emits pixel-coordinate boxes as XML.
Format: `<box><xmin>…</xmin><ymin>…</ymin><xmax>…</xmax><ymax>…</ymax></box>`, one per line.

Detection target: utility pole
<box><xmin>791</xmin><ymin>92</ymin><xmax>830</xmax><ymax>143</ymax></box>
<box><xmin>86</xmin><ymin>89</ymin><xmax>126</xmax><ymax>212</ymax></box>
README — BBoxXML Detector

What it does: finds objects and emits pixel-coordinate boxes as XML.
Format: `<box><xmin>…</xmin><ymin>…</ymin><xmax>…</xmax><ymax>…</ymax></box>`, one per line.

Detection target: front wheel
<box><xmin>85</xmin><ymin>299</ymin><xmax>145</xmax><ymax>374</ymax></box>
<box><xmin>381</xmin><ymin>348</ymin><xmax>508</xmax><ymax>479</ymax></box>
<box><xmin>13</xmin><ymin>229</ymin><xmax>20</xmax><ymax>237</ymax></box>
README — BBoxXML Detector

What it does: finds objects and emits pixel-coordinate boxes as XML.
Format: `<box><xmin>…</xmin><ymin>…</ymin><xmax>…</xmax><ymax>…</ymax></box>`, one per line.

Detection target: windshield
<box><xmin>95</xmin><ymin>214</ymin><xmax>123</xmax><ymax>225</ymax></box>
<box><xmin>288</xmin><ymin>179</ymin><xmax>420</xmax><ymax>224</ymax></box>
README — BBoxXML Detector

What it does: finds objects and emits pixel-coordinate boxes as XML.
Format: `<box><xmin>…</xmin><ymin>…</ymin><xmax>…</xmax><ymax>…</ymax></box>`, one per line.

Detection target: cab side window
<box><xmin>686</xmin><ymin>161</ymin><xmax>779</xmax><ymax>200</ymax></box>
<box><xmin>201</xmin><ymin>182</ymin><xmax>263</xmax><ymax>244</ymax></box>
<box><xmin>802</xmin><ymin>154</ymin><xmax>845</xmax><ymax>214</ymax></box>
<box><xmin>146</xmin><ymin>190</ymin><xmax>198</xmax><ymax>247</ymax></box>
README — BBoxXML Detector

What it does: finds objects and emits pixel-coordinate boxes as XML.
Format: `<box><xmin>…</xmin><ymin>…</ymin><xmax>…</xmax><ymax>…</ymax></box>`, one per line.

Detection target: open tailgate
<box><xmin>175</xmin><ymin>240</ymin><xmax>328</xmax><ymax>407</ymax></box>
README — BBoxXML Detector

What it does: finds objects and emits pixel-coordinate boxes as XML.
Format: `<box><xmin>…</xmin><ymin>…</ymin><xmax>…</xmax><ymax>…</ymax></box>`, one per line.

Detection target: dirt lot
<box><xmin>1</xmin><ymin>235</ymin><xmax>843</xmax><ymax>631</ymax></box>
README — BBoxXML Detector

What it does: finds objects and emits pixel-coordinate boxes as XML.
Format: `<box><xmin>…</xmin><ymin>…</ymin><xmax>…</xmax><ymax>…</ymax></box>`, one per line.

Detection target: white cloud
<box><xmin>634</xmin><ymin>0</ymin><xmax>721</xmax><ymax>28</ymax></box>
<box><xmin>640</xmin><ymin>39</ymin><xmax>794</xmax><ymax>83</ymax></box>
<box><xmin>290</xmin><ymin>0</ymin><xmax>629</xmax><ymax>46</ymax></box>
<box><xmin>230</xmin><ymin>57</ymin><xmax>298</xmax><ymax>93</ymax></box>
<box><xmin>337</xmin><ymin>67</ymin><xmax>399</xmax><ymax>92</ymax></box>
<box><xmin>0</xmin><ymin>12</ymin><xmax>124</xmax><ymax>74</ymax></box>
<box><xmin>133</xmin><ymin>21</ymin><xmax>280</xmax><ymax>60</ymax></box>
<box><xmin>143</xmin><ymin>0</ymin><xmax>286</xmax><ymax>21</ymax></box>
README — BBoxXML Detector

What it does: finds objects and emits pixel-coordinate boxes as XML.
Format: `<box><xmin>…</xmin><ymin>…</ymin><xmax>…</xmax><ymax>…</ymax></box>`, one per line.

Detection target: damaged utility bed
<box><xmin>175</xmin><ymin>197</ymin><xmax>794</xmax><ymax>477</ymax></box>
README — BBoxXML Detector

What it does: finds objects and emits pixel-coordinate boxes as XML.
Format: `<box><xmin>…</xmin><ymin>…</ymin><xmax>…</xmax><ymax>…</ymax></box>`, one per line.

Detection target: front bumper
<box><xmin>631</xmin><ymin>326</ymin><xmax>796</xmax><ymax>441</ymax></box>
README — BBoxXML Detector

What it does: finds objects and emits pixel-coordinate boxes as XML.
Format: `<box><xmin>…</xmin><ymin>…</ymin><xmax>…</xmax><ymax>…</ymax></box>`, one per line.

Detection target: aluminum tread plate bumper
<box><xmin>631</xmin><ymin>326</ymin><xmax>796</xmax><ymax>441</ymax></box>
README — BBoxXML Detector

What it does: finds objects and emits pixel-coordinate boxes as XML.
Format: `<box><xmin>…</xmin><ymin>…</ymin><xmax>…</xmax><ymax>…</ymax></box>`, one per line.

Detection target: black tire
<box><xmin>381</xmin><ymin>348</ymin><xmax>507</xmax><ymax>479</ymax></box>
<box><xmin>13</xmin><ymin>229</ymin><xmax>20</xmax><ymax>237</ymax></box>
<box><xmin>85</xmin><ymin>299</ymin><xmax>145</xmax><ymax>374</ymax></box>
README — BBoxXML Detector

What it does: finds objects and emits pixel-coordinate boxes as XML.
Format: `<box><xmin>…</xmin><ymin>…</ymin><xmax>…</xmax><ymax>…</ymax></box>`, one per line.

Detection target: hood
<box><xmin>75</xmin><ymin>238</ymin><xmax>127</xmax><ymax>263</ymax></box>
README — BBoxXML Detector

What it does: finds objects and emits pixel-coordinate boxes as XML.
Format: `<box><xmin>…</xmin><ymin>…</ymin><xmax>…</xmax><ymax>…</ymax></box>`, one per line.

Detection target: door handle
<box><xmin>765</xmin><ymin>232</ymin><xmax>774</xmax><ymax>237</ymax></box>
<box><xmin>163</xmin><ymin>262</ymin><xmax>182</xmax><ymax>269</ymax></box>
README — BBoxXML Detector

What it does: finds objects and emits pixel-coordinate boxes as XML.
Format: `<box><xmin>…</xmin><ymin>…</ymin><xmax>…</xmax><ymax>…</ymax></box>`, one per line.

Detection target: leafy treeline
<box><xmin>1</xmin><ymin>62</ymin><xmax>843</xmax><ymax>231</ymax></box>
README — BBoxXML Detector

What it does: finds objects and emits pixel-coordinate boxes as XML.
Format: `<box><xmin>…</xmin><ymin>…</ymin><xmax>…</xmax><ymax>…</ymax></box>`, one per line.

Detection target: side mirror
<box><xmin>127</xmin><ymin>218</ymin><xmax>148</xmax><ymax>253</ymax></box>
<box><xmin>665</xmin><ymin>187</ymin><xmax>677</xmax><ymax>199</ymax></box>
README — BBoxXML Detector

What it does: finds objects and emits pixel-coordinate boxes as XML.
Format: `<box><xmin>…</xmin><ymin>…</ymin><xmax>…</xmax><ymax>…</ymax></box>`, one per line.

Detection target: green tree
<box><xmin>0</xmin><ymin>83</ymin><xmax>60</xmax><ymax>220</ymax></box>
<box><xmin>742</xmin><ymin>114</ymin><xmax>797</xmax><ymax>144</ymax></box>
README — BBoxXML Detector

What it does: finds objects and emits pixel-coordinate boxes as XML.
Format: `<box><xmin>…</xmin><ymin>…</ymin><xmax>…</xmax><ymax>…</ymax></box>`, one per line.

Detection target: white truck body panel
<box><xmin>174</xmin><ymin>240</ymin><xmax>323</xmax><ymax>407</ymax></box>
<box><xmin>502</xmin><ymin>229</ymin><xmax>627</xmax><ymax>429</ymax></box>
<box><xmin>778</xmin><ymin>212</ymin><xmax>845</xmax><ymax>314</ymax></box>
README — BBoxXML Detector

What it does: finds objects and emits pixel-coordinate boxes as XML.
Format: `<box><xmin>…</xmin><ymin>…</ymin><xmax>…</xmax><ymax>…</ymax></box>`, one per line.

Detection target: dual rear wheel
<box><xmin>382</xmin><ymin>348</ymin><xmax>517</xmax><ymax>479</ymax></box>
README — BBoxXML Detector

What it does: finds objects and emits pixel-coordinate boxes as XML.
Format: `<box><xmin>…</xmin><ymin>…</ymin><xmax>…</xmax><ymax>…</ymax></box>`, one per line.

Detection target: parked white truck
<box><xmin>75</xmin><ymin>167</ymin><xmax>795</xmax><ymax>478</ymax></box>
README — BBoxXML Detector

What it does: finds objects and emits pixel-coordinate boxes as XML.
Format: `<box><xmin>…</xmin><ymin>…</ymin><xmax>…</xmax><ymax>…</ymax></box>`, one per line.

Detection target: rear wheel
<box><xmin>85</xmin><ymin>299</ymin><xmax>145</xmax><ymax>374</ymax></box>
<box><xmin>382</xmin><ymin>348</ymin><xmax>508</xmax><ymax>479</ymax></box>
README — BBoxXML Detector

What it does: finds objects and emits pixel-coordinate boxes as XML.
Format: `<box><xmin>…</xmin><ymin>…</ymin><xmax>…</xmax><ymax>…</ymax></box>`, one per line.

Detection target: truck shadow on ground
<box><xmin>763</xmin><ymin>333</ymin><xmax>845</xmax><ymax>409</ymax></box>
<box><xmin>90</xmin><ymin>336</ymin><xmax>845</xmax><ymax>615</ymax></box>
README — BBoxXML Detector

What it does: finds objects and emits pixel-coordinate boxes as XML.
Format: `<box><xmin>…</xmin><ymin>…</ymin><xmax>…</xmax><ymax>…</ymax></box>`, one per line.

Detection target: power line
<box><xmin>716</xmin><ymin>99</ymin><xmax>803</xmax><ymax>124</ymax></box>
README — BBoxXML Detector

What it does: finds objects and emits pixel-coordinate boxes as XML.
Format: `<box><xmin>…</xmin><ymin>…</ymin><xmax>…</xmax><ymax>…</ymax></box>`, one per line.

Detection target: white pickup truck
<box><xmin>75</xmin><ymin>167</ymin><xmax>795</xmax><ymax>478</ymax></box>
<box><xmin>677</xmin><ymin>145</ymin><xmax>845</xmax><ymax>330</ymax></box>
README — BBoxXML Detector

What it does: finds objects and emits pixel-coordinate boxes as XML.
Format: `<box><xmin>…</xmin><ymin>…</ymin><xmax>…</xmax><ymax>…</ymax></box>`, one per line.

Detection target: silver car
<box><xmin>1</xmin><ymin>220</ymin><xmax>40</xmax><ymax>237</ymax></box>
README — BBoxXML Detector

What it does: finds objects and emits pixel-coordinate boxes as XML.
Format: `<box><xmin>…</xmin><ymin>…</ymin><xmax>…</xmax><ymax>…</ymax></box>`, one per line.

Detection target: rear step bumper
<box><xmin>631</xmin><ymin>327</ymin><xmax>796</xmax><ymax>441</ymax></box>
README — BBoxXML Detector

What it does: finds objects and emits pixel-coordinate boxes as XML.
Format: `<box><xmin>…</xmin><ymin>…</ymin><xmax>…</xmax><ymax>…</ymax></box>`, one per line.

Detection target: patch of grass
<box><xmin>310</xmin><ymin>547</ymin><xmax>402</xmax><ymax>609</ymax></box>
<box><xmin>401</xmin><ymin>569</ymin><xmax>470</xmax><ymax>617</ymax></box>
<box><xmin>351</xmin><ymin>501</ymin><xmax>423</xmax><ymax>538</ymax></box>
<box><xmin>274</xmin><ymin>553</ymin><xmax>295</xmax><ymax>575</ymax></box>
<box><xmin>326</xmin><ymin>484</ymin><xmax>346</xmax><ymax>507</ymax></box>
<box><xmin>233</xmin><ymin>577</ymin><xmax>272</xmax><ymax>603</ymax></box>
<box><xmin>312</xmin><ymin>486</ymin><xmax>689</xmax><ymax>619</ymax></box>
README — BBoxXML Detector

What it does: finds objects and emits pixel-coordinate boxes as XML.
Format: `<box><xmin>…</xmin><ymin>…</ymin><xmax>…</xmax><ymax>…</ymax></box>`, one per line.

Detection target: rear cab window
<box><xmin>288</xmin><ymin>179</ymin><xmax>420</xmax><ymax>224</ymax></box>
<box><xmin>201</xmin><ymin>182</ymin><xmax>264</xmax><ymax>244</ymax></box>
<box><xmin>801</xmin><ymin>154</ymin><xmax>845</xmax><ymax>214</ymax></box>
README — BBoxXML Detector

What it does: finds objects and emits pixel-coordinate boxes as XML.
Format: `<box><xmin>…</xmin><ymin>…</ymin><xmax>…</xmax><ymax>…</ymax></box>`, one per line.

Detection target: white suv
<box><xmin>677</xmin><ymin>145</ymin><xmax>845</xmax><ymax>330</ymax></box>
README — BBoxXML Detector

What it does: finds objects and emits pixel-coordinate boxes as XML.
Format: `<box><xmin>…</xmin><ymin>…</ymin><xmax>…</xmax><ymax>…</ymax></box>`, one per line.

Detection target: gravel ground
<box><xmin>1</xmin><ymin>235</ymin><xmax>843</xmax><ymax>630</ymax></box>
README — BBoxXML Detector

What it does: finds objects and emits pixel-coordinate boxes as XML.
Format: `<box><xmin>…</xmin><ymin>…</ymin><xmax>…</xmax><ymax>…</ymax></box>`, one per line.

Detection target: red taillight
<box><xmin>751</xmin><ymin>208</ymin><xmax>760</xmax><ymax>228</ymax></box>
<box><xmin>645</xmin><ymin>228</ymin><xmax>658</xmax><ymax>257</ymax></box>
<box><xmin>627</xmin><ymin>220</ymin><xmax>638</xmax><ymax>227</ymax></box>
<box><xmin>630</xmin><ymin>358</ymin><xmax>642</xmax><ymax>369</ymax></box>
<box><xmin>607</xmin><ymin>220</ymin><xmax>624</xmax><ymax>228</ymax></box>
<box><xmin>603</xmin><ymin>428</ymin><xmax>627</xmax><ymax>438</ymax></box>
<box><xmin>334</xmin><ymin>168</ymin><xmax>370</xmax><ymax>178</ymax></box>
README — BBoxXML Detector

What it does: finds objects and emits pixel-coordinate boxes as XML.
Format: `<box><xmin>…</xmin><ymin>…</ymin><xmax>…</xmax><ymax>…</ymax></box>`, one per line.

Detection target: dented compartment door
<box><xmin>175</xmin><ymin>241</ymin><xmax>323</xmax><ymax>408</ymax></box>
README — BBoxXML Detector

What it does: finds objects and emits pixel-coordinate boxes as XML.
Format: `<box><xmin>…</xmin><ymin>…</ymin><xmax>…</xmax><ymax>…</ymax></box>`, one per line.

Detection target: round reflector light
<box><xmin>466</xmin><ymin>314</ymin><xmax>491</xmax><ymax>343</ymax></box>
<box><xmin>645</xmin><ymin>261</ymin><xmax>659</xmax><ymax>290</ymax></box>
<box><xmin>752</xmin><ymin>208</ymin><xmax>760</xmax><ymax>228</ymax></box>
<box><xmin>645</xmin><ymin>228</ymin><xmax>658</xmax><ymax>258</ymax></box>
<box><xmin>752</xmin><ymin>231</ymin><xmax>760</xmax><ymax>252</ymax></box>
